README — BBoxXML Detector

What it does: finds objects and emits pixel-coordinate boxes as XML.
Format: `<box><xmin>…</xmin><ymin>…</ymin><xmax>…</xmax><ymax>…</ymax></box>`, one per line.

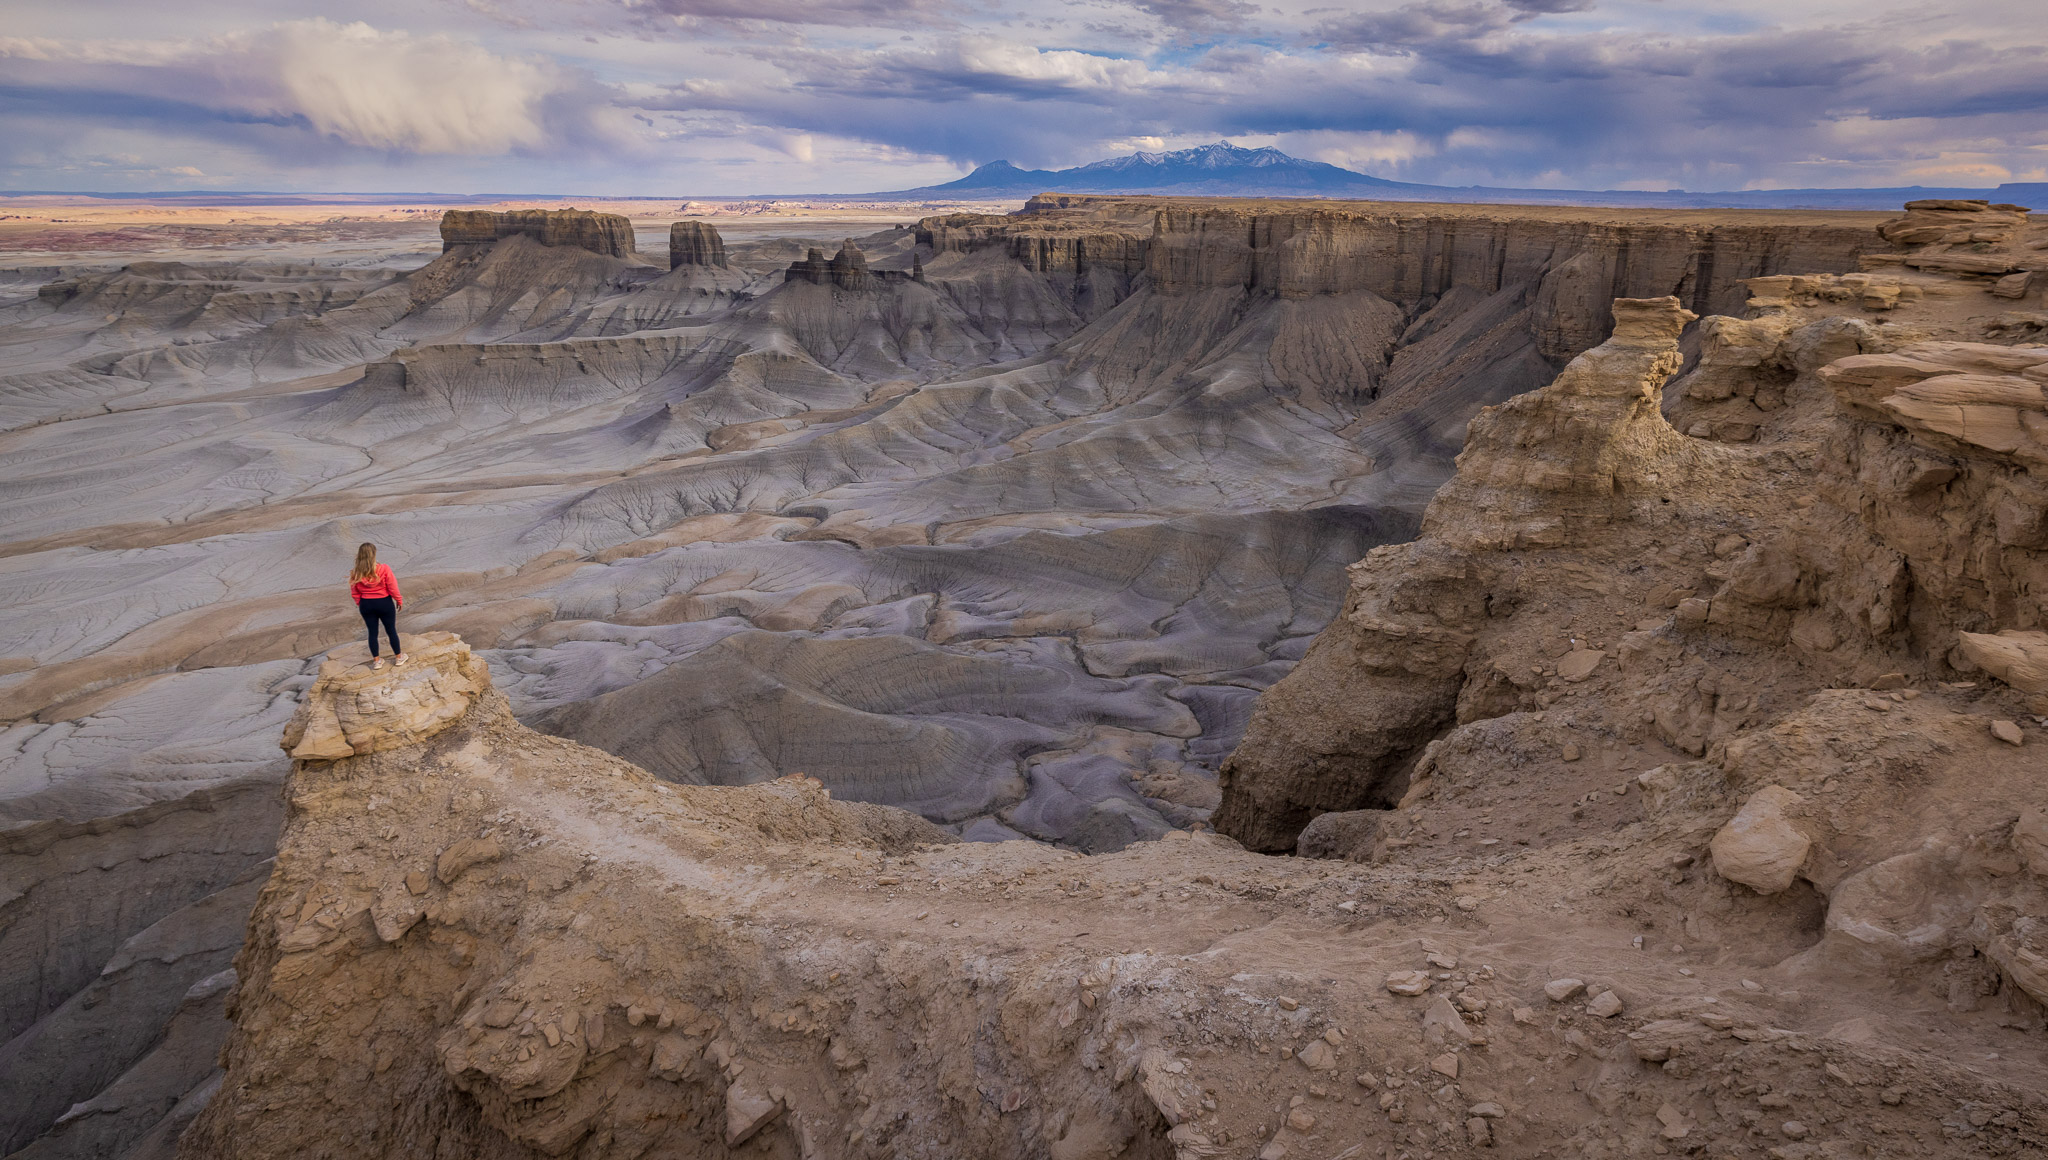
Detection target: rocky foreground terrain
<box><xmin>2</xmin><ymin>195</ymin><xmax>2043</xmax><ymax>1156</ymax></box>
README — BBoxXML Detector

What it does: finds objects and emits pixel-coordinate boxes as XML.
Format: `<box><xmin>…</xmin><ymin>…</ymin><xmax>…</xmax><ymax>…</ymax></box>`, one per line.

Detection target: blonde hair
<box><xmin>350</xmin><ymin>543</ymin><xmax>378</xmax><ymax>583</ymax></box>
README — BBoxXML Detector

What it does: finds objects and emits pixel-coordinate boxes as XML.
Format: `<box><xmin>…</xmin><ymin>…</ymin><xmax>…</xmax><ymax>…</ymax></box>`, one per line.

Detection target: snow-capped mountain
<box><xmin>889</xmin><ymin>142</ymin><xmax>1422</xmax><ymax>198</ymax></box>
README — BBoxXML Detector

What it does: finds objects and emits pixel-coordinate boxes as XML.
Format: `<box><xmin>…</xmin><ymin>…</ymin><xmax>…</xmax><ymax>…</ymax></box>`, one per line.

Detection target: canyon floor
<box><xmin>1</xmin><ymin>195</ymin><xmax>2043</xmax><ymax>1158</ymax></box>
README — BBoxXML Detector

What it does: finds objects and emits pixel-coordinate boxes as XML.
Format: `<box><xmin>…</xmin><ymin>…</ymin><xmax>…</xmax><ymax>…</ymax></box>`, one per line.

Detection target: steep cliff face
<box><xmin>1216</xmin><ymin>200</ymin><xmax>2048</xmax><ymax>855</ymax></box>
<box><xmin>184</xmin><ymin>630</ymin><xmax>2046</xmax><ymax>1160</ymax></box>
<box><xmin>441</xmin><ymin>210</ymin><xmax>640</xmax><ymax>260</ymax></box>
<box><xmin>1212</xmin><ymin>297</ymin><xmax>1714</xmax><ymax>849</ymax></box>
<box><xmin>1202</xmin><ymin>211</ymin><xmax>2048</xmax><ymax>1133</ymax></box>
<box><xmin>930</xmin><ymin>196</ymin><xmax>1880</xmax><ymax>360</ymax></box>
<box><xmin>0</xmin><ymin>780</ymin><xmax>281</xmax><ymax>1158</ymax></box>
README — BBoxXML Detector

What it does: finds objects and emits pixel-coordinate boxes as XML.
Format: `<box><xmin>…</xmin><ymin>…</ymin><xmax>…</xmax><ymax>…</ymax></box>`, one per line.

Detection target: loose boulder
<box><xmin>1710</xmin><ymin>785</ymin><xmax>1811</xmax><ymax>894</ymax></box>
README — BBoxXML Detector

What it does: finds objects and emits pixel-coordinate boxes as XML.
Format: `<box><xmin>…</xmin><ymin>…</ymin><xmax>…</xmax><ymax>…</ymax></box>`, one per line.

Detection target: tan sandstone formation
<box><xmin>1187</xmin><ymin>200</ymin><xmax>2048</xmax><ymax>1151</ymax></box>
<box><xmin>441</xmin><ymin>209</ymin><xmax>639</xmax><ymax>259</ymax></box>
<box><xmin>279</xmin><ymin>631</ymin><xmax>487</xmax><ymax>761</ymax></box>
<box><xmin>1218</xmin><ymin>197</ymin><xmax>2048</xmax><ymax>854</ymax></box>
<box><xmin>182</xmin><ymin>633</ymin><xmax>2045</xmax><ymax>1159</ymax></box>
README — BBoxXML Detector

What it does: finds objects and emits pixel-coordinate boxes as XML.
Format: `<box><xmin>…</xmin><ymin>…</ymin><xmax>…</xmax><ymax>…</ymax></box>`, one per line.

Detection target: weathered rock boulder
<box><xmin>1958</xmin><ymin>629</ymin><xmax>2048</xmax><ymax>693</ymax></box>
<box><xmin>668</xmin><ymin>220</ymin><xmax>727</xmax><ymax>269</ymax></box>
<box><xmin>439</xmin><ymin>209</ymin><xmax>637</xmax><ymax>258</ymax></box>
<box><xmin>1710</xmin><ymin>785</ymin><xmax>1811</xmax><ymax>894</ymax></box>
<box><xmin>1876</xmin><ymin>199</ymin><xmax>2031</xmax><ymax>247</ymax></box>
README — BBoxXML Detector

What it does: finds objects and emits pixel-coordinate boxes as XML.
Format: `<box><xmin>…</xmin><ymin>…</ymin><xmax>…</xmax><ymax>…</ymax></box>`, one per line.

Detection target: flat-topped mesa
<box><xmin>279</xmin><ymin>632</ymin><xmax>490</xmax><ymax>761</ymax></box>
<box><xmin>668</xmin><ymin>220</ymin><xmax>728</xmax><ymax>269</ymax></box>
<box><xmin>439</xmin><ymin>209</ymin><xmax>637</xmax><ymax>259</ymax></box>
<box><xmin>918</xmin><ymin>196</ymin><xmax>1880</xmax><ymax>359</ymax></box>
<box><xmin>782</xmin><ymin>239</ymin><xmax>885</xmax><ymax>289</ymax></box>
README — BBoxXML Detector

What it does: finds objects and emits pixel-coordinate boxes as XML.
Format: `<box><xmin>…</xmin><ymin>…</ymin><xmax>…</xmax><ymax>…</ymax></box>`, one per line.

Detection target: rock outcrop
<box><xmin>279</xmin><ymin>632</ymin><xmax>487</xmax><ymax>760</ymax></box>
<box><xmin>782</xmin><ymin>240</ymin><xmax>875</xmax><ymax>288</ymax></box>
<box><xmin>183</xmin><ymin>635</ymin><xmax>2048</xmax><ymax>1159</ymax></box>
<box><xmin>440</xmin><ymin>209</ymin><xmax>638</xmax><ymax>258</ymax></box>
<box><xmin>669</xmin><ymin>221</ymin><xmax>728</xmax><ymax>270</ymax></box>
<box><xmin>1200</xmin><ymin>204</ymin><xmax>2048</xmax><ymax>1153</ymax></box>
<box><xmin>1219</xmin><ymin>197</ymin><xmax>2048</xmax><ymax>853</ymax></box>
<box><xmin>1877</xmin><ymin>199</ymin><xmax>2032</xmax><ymax>247</ymax></box>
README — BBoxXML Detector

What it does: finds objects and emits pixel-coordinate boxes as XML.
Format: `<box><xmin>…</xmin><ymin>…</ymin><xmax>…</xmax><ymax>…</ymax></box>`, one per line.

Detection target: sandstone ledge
<box><xmin>279</xmin><ymin>631</ymin><xmax>488</xmax><ymax>761</ymax></box>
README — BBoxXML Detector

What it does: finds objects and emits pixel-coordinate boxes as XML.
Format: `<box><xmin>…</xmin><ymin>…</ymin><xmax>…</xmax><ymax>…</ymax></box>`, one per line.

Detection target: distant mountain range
<box><xmin>862</xmin><ymin>141</ymin><xmax>2048</xmax><ymax>212</ymax></box>
<box><xmin>15</xmin><ymin>141</ymin><xmax>2044</xmax><ymax>212</ymax></box>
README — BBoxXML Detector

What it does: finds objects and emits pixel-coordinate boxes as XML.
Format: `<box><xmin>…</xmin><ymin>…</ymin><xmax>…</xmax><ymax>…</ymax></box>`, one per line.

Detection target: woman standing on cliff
<box><xmin>349</xmin><ymin>543</ymin><xmax>406</xmax><ymax>669</ymax></box>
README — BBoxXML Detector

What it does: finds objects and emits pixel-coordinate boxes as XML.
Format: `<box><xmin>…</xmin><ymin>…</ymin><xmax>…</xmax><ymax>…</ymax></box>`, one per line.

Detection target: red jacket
<box><xmin>350</xmin><ymin>563</ymin><xmax>402</xmax><ymax>605</ymax></box>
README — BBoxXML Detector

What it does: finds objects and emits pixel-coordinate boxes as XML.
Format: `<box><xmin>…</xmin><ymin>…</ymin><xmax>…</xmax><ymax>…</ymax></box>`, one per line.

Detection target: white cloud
<box><xmin>264</xmin><ymin>20</ymin><xmax>564</xmax><ymax>154</ymax></box>
<box><xmin>0</xmin><ymin>20</ymin><xmax>588</xmax><ymax>159</ymax></box>
<box><xmin>1281</xmin><ymin>129</ymin><xmax>1439</xmax><ymax>170</ymax></box>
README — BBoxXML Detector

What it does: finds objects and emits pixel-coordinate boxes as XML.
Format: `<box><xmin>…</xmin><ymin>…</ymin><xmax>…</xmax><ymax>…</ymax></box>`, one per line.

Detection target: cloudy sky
<box><xmin>2</xmin><ymin>0</ymin><xmax>2044</xmax><ymax>195</ymax></box>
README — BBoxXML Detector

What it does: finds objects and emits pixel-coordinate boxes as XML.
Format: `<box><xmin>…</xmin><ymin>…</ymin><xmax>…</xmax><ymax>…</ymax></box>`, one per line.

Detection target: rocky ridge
<box><xmin>184</xmin><ymin>626</ymin><xmax>2043</xmax><ymax>1159</ymax></box>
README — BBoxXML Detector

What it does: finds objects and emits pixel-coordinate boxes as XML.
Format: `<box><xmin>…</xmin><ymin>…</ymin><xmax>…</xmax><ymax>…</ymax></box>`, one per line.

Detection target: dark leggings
<box><xmin>359</xmin><ymin>596</ymin><xmax>400</xmax><ymax>656</ymax></box>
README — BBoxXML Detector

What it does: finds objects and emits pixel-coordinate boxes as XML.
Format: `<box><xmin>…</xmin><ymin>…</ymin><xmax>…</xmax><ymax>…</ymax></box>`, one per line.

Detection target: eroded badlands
<box><xmin>2</xmin><ymin>195</ymin><xmax>2045</xmax><ymax>1157</ymax></box>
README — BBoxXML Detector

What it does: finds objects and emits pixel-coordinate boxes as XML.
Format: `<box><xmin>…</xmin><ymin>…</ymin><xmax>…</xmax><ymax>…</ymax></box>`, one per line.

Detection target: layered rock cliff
<box><xmin>441</xmin><ymin>210</ymin><xmax>640</xmax><ymax>260</ymax></box>
<box><xmin>669</xmin><ymin>221</ymin><xmax>728</xmax><ymax>270</ymax></box>
<box><xmin>931</xmin><ymin>195</ymin><xmax>1881</xmax><ymax>360</ymax></box>
<box><xmin>1194</xmin><ymin>210</ymin><xmax>2048</xmax><ymax>1158</ymax></box>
